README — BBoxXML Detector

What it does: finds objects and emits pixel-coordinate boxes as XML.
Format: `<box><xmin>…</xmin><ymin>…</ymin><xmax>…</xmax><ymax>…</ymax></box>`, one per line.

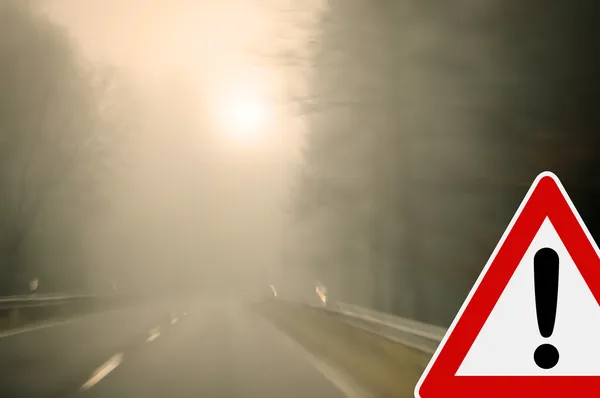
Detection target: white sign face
<box><xmin>457</xmin><ymin>218</ymin><xmax>600</xmax><ymax>376</ymax></box>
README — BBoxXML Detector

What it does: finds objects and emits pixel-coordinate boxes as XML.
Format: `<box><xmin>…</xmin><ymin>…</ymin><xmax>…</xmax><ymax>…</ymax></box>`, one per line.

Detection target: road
<box><xmin>0</xmin><ymin>298</ymin><xmax>353</xmax><ymax>398</ymax></box>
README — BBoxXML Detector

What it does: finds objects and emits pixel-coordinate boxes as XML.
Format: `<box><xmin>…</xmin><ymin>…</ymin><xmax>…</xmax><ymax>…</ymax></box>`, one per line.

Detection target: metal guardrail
<box><xmin>0</xmin><ymin>293</ymin><xmax>127</xmax><ymax>331</ymax></box>
<box><xmin>326</xmin><ymin>302</ymin><xmax>446</xmax><ymax>354</ymax></box>
<box><xmin>0</xmin><ymin>293</ymin><xmax>98</xmax><ymax>309</ymax></box>
<box><xmin>289</xmin><ymin>298</ymin><xmax>447</xmax><ymax>354</ymax></box>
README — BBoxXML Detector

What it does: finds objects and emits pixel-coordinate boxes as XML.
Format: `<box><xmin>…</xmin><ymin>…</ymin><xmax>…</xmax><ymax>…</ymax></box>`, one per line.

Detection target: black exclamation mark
<box><xmin>533</xmin><ymin>247</ymin><xmax>560</xmax><ymax>369</ymax></box>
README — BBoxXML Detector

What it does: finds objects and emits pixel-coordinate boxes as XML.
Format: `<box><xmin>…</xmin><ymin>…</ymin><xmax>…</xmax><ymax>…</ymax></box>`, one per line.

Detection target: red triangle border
<box><xmin>416</xmin><ymin>172</ymin><xmax>600</xmax><ymax>398</ymax></box>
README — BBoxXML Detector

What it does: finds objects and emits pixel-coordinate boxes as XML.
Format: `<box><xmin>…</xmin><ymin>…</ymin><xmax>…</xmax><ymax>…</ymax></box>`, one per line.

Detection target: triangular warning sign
<box><xmin>415</xmin><ymin>171</ymin><xmax>600</xmax><ymax>398</ymax></box>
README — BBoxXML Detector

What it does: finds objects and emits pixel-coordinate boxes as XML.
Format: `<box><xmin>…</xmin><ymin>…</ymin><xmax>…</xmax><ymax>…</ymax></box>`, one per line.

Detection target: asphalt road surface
<box><xmin>0</xmin><ymin>299</ymin><xmax>354</xmax><ymax>398</ymax></box>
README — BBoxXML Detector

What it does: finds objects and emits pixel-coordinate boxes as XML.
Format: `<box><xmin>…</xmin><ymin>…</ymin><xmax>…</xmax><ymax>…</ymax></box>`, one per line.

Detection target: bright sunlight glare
<box><xmin>216</xmin><ymin>90</ymin><xmax>271</xmax><ymax>143</ymax></box>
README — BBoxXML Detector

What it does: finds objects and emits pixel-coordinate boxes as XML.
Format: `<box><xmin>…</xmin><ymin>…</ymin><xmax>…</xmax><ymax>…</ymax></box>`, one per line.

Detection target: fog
<box><xmin>0</xmin><ymin>0</ymin><xmax>323</xmax><ymax>298</ymax></box>
<box><xmin>1</xmin><ymin>0</ymin><xmax>598</xmax><ymax>326</ymax></box>
<box><xmin>45</xmin><ymin>0</ymin><xmax>328</xmax><ymax>296</ymax></box>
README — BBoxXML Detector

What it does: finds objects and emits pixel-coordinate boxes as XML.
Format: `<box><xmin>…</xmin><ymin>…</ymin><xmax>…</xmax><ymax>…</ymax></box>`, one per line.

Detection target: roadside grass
<box><xmin>254</xmin><ymin>300</ymin><xmax>431</xmax><ymax>398</ymax></box>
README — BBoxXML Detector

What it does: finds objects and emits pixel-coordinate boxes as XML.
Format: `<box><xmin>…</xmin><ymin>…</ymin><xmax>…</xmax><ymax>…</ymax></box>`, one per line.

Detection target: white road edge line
<box><xmin>80</xmin><ymin>352</ymin><xmax>124</xmax><ymax>391</ymax></box>
<box><xmin>266</xmin><ymin>320</ymin><xmax>374</xmax><ymax>398</ymax></box>
<box><xmin>0</xmin><ymin>317</ymin><xmax>85</xmax><ymax>339</ymax></box>
<box><xmin>0</xmin><ymin>306</ymin><xmax>143</xmax><ymax>339</ymax></box>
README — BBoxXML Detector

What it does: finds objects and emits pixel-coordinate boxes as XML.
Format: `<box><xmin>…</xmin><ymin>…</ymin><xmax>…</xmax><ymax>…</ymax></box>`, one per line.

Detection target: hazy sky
<box><xmin>39</xmin><ymin>0</ymin><xmax>325</xmax><ymax>289</ymax></box>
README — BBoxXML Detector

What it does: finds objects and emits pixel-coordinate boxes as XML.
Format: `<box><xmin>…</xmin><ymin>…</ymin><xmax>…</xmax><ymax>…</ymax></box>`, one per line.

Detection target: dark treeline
<box><xmin>290</xmin><ymin>0</ymin><xmax>600</xmax><ymax>326</ymax></box>
<box><xmin>0</xmin><ymin>2</ymin><xmax>115</xmax><ymax>295</ymax></box>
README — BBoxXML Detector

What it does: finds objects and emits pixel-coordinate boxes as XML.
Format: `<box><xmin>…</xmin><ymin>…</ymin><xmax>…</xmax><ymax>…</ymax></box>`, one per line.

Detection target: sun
<box><xmin>216</xmin><ymin>89</ymin><xmax>271</xmax><ymax>143</ymax></box>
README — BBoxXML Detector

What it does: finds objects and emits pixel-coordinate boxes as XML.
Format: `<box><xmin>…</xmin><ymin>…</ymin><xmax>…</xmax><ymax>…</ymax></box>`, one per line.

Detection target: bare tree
<box><xmin>291</xmin><ymin>0</ymin><xmax>600</xmax><ymax>325</ymax></box>
<box><xmin>0</xmin><ymin>2</ymin><xmax>112</xmax><ymax>294</ymax></box>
